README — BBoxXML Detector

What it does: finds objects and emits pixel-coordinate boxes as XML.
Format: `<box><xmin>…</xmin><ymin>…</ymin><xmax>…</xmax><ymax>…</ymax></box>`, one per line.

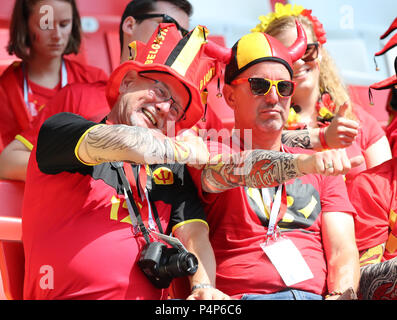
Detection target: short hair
<box><xmin>119</xmin><ymin>0</ymin><xmax>193</xmax><ymax>52</ymax></box>
<box><xmin>7</xmin><ymin>0</ymin><xmax>82</xmax><ymax>60</ymax></box>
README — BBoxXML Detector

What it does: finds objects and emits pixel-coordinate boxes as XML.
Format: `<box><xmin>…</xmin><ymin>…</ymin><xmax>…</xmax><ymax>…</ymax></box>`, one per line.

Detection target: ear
<box><xmin>222</xmin><ymin>84</ymin><xmax>237</xmax><ymax>110</ymax></box>
<box><xmin>122</xmin><ymin>16</ymin><xmax>136</xmax><ymax>37</ymax></box>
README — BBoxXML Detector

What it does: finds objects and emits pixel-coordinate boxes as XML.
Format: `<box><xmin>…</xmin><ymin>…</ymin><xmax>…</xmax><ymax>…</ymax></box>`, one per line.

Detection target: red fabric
<box><xmin>0</xmin><ymin>57</ymin><xmax>108</xmax><ymax>151</ymax></box>
<box><xmin>386</xmin><ymin>115</ymin><xmax>397</xmax><ymax>157</ymax></box>
<box><xmin>19</xmin><ymin>81</ymin><xmax>109</xmax><ymax>148</ymax></box>
<box><xmin>343</xmin><ymin>104</ymin><xmax>386</xmax><ymax>189</ymax></box>
<box><xmin>348</xmin><ymin>158</ymin><xmax>397</xmax><ymax>261</ymax></box>
<box><xmin>22</xmin><ymin>149</ymin><xmax>170</xmax><ymax>300</ymax></box>
<box><xmin>188</xmin><ymin>139</ymin><xmax>355</xmax><ymax>297</ymax></box>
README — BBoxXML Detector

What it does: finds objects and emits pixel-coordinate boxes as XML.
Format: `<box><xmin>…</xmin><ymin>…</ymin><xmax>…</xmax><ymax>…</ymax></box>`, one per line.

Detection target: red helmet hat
<box><xmin>369</xmin><ymin>17</ymin><xmax>397</xmax><ymax>103</ymax></box>
<box><xmin>106</xmin><ymin>23</ymin><xmax>219</xmax><ymax>132</ymax></box>
<box><xmin>223</xmin><ymin>20</ymin><xmax>307</xmax><ymax>84</ymax></box>
<box><xmin>374</xmin><ymin>17</ymin><xmax>397</xmax><ymax>71</ymax></box>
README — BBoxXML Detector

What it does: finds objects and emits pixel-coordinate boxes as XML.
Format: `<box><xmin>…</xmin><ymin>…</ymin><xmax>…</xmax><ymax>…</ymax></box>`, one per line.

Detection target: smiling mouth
<box><xmin>142</xmin><ymin>109</ymin><xmax>157</xmax><ymax>126</ymax></box>
<box><xmin>294</xmin><ymin>67</ymin><xmax>311</xmax><ymax>79</ymax></box>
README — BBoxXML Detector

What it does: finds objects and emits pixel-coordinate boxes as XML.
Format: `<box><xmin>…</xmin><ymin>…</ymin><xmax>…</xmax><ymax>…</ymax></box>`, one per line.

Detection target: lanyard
<box><xmin>122</xmin><ymin>163</ymin><xmax>157</xmax><ymax>232</ymax></box>
<box><xmin>263</xmin><ymin>145</ymin><xmax>288</xmax><ymax>240</ymax></box>
<box><xmin>262</xmin><ymin>184</ymin><xmax>287</xmax><ymax>239</ymax></box>
<box><xmin>22</xmin><ymin>59</ymin><xmax>68</xmax><ymax>116</ymax></box>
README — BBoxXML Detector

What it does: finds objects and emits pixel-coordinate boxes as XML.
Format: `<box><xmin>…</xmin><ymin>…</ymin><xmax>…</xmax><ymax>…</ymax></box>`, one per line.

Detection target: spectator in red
<box><xmin>256</xmin><ymin>3</ymin><xmax>392</xmax><ymax>190</ymax></box>
<box><xmin>0</xmin><ymin>0</ymin><xmax>108</xmax><ymax>151</ymax></box>
<box><xmin>187</xmin><ymin>21</ymin><xmax>362</xmax><ymax>300</ymax></box>
<box><xmin>348</xmin><ymin>54</ymin><xmax>397</xmax><ymax>300</ymax></box>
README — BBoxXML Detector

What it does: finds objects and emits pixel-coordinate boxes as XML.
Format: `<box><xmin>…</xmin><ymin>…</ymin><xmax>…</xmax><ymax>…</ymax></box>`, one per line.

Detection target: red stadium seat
<box><xmin>0</xmin><ymin>180</ymin><xmax>24</xmax><ymax>300</ymax></box>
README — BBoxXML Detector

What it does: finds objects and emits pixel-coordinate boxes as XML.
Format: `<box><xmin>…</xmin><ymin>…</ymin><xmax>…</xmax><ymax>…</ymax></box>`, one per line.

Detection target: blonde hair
<box><xmin>263</xmin><ymin>15</ymin><xmax>356</xmax><ymax>120</ymax></box>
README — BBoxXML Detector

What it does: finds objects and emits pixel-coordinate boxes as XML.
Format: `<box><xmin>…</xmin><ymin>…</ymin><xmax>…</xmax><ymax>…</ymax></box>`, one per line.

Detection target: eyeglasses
<box><xmin>133</xmin><ymin>13</ymin><xmax>189</xmax><ymax>37</ymax></box>
<box><xmin>301</xmin><ymin>42</ymin><xmax>319</xmax><ymax>62</ymax></box>
<box><xmin>139</xmin><ymin>73</ymin><xmax>186</xmax><ymax>121</ymax></box>
<box><xmin>231</xmin><ymin>77</ymin><xmax>296</xmax><ymax>97</ymax></box>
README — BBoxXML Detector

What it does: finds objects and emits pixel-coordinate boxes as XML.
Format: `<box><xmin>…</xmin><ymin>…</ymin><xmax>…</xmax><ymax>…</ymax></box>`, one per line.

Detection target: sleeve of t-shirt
<box><xmin>354</xmin><ymin>104</ymin><xmax>386</xmax><ymax>149</ymax></box>
<box><xmin>319</xmin><ymin>174</ymin><xmax>356</xmax><ymax>216</ymax></box>
<box><xmin>150</xmin><ymin>163</ymin><xmax>207</xmax><ymax>234</ymax></box>
<box><xmin>187</xmin><ymin>139</ymin><xmax>234</xmax><ymax>206</ymax></box>
<box><xmin>348</xmin><ymin>169</ymin><xmax>390</xmax><ymax>251</ymax></box>
<box><xmin>36</xmin><ymin>112</ymin><xmax>99</xmax><ymax>175</ymax></box>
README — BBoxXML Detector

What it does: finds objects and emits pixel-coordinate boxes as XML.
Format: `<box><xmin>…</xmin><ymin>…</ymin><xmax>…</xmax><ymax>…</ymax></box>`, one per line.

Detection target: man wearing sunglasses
<box><xmin>187</xmin><ymin>24</ymin><xmax>362</xmax><ymax>300</ymax></box>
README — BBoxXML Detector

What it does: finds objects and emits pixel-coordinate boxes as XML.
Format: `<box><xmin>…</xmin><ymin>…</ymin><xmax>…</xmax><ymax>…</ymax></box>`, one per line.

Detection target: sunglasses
<box><xmin>301</xmin><ymin>42</ymin><xmax>319</xmax><ymax>62</ymax></box>
<box><xmin>133</xmin><ymin>13</ymin><xmax>189</xmax><ymax>37</ymax></box>
<box><xmin>231</xmin><ymin>77</ymin><xmax>296</xmax><ymax>97</ymax></box>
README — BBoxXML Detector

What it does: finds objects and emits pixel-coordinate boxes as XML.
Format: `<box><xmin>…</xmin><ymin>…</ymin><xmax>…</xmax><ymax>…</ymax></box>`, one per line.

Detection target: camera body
<box><xmin>138</xmin><ymin>241</ymin><xmax>198</xmax><ymax>288</ymax></box>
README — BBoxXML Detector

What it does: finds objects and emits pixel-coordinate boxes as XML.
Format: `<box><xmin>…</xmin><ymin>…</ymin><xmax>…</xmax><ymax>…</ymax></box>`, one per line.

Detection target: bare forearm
<box><xmin>202</xmin><ymin>149</ymin><xmax>302</xmax><ymax>193</ymax></box>
<box><xmin>0</xmin><ymin>140</ymin><xmax>31</xmax><ymax>181</ymax></box>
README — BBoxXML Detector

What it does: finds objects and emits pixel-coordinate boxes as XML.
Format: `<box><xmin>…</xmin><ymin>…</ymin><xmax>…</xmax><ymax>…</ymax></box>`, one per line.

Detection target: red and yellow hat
<box><xmin>224</xmin><ymin>20</ymin><xmax>307</xmax><ymax>83</ymax></box>
<box><xmin>370</xmin><ymin>17</ymin><xmax>397</xmax><ymax>94</ymax></box>
<box><xmin>106</xmin><ymin>23</ymin><xmax>218</xmax><ymax>132</ymax></box>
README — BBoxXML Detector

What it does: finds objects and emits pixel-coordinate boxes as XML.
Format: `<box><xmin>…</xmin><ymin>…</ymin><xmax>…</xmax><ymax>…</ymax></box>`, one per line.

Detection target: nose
<box><xmin>50</xmin><ymin>24</ymin><xmax>62</xmax><ymax>40</ymax></box>
<box><xmin>264</xmin><ymin>85</ymin><xmax>279</xmax><ymax>105</ymax></box>
<box><xmin>155</xmin><ymin>100</ymin><xmax>172</xmax><ymax>113</ymax></box>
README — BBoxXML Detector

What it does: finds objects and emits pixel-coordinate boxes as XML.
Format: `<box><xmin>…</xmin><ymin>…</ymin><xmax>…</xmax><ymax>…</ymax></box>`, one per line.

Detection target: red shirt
<box><xmin>348</xmin><ymin>158</ymin><xmax>397</xmax><ymax>261</ymax></box>
<box><xmin>344</xmin><ymin>104</ymin><xmax>386</xmax><ymax>188</ymax></box>
<box><xmin>23</xmin><ymin>113</ymin><xmax>206</xmax><ymax>300</ymax></box>
<box><xmin>17</xmin><ymin>81</ymin><xmax>109</xmax><ymax>150</ymax></box>
<box><xmin>0</xmin><ymin>57</ymin><xmax>108</xmax><ymax>151</ymax></box>
<box><xmin>189</xmin><ymin>139</ymin><xmax>356</xmax><ymax>297</ymax></box>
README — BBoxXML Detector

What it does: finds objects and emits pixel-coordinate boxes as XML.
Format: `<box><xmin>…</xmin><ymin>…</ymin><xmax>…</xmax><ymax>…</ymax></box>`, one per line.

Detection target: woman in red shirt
<box><xmin>0</xmin><ymin>0</ymin><xmax>108</xmax><ymax>151</ymax></box>
<box><xmin>253</xmin><ymin>3</ymin><xmax>392</xmax><ymax>187</ymax></box>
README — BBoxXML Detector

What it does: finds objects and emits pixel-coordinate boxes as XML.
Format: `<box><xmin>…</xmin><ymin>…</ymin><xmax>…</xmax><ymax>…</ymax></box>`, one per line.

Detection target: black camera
<box><xmin>138</xmin><ymin>241</ymin><xmax>199</xmax><ymax>288</ymax></box>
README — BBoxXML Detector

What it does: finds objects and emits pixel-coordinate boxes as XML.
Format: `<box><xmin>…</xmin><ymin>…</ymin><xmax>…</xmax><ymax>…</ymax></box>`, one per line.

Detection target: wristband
<box><xmin>319</xmin><ymin>127</ymin><xmax>329</xmax><ymax>150</ymax></box>
<box><xmin>191</xmin><ymin>283</ymin><xmax>213</xmax><ymax>292</ymax></box>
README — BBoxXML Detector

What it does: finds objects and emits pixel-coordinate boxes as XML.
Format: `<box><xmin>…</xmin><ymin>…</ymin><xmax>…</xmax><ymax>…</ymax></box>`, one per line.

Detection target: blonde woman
<box><xmin>253</xmin><ymin>3</ymin><xmax>392</xmax><ymax>188</ymax></box>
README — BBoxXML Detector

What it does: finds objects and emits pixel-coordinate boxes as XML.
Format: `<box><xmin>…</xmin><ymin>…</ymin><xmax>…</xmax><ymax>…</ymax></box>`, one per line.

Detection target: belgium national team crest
<box><xmin>245</xmin><ymin>178</ymin><xmax>321</xmax><ymax>230</ymax></box>
<box><xmin>152</xmin><ymin>167</ymin><xmax>174</xmax><ymax>185</ymax></box>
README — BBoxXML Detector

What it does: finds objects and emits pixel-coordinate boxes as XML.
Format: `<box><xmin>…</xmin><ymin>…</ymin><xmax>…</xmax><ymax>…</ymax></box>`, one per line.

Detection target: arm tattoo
<box><xmin>281</xmin><ymin>130</ymin><xmax>313</xmax><ymax>149</ymax></box>
<box><xmin>85</xmin><ymin>124</ymin><xmax>175</xmax><ymax>164</ymax></box>
<box><xmin>202</xmin><ymin>149</ymin><xmax>302</xmax><ymax>193</ymax></box>
<box><xmin>359</xmin><ymin>257</ymin><xmax>397</xmax><ymax>300</ymax></box>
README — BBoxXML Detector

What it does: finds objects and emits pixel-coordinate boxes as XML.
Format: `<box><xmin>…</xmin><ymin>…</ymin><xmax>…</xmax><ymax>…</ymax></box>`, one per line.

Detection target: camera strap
<box><xmin>112</xmin><ymin>161</ymin><xmax>152</xmax><ymax>244</ymax></box>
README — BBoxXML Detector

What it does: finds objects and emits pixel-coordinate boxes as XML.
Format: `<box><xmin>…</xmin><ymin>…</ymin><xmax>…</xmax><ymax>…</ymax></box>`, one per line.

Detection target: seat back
<box><xmin>0</xmin><ymin>180</ymin><xmax>24</xmax><ymax>300</ymax></box>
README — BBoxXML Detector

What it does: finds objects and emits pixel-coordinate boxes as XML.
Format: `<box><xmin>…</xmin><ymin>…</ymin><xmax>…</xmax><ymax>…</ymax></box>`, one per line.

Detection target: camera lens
<box><xmin>159</xmin><ymin>251</ymin><xmax>198</xmax><ymax>278</ymax></box>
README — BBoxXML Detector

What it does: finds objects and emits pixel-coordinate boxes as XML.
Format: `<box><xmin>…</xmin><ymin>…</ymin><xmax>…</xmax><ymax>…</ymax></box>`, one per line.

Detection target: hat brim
<box><xmin>106</xmin><ymin>60</ymin><xmax>203</xmax><ymax>133</ymax></box>
<box><xmin>370</xmin><ymin>75</ymin><xmax>397</xmax><ymax>90</ymax></box>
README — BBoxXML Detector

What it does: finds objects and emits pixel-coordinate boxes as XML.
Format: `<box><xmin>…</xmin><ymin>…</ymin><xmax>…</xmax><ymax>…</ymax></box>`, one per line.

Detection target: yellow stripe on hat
<box><xmin>237</xmin><ymin>32</ymin><xmax>272</xmax><ymax>70</ymax></box>
<box><xmin>170</xmin><ymin>26</ymin><xmax>207</xmax><ymax>76</ymax></box>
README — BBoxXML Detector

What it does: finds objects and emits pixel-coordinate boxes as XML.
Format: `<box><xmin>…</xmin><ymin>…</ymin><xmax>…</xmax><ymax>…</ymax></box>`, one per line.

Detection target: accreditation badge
<box><xmin>260</xmin><ymin>238</ymin><xmax>314</xmax><ymax>286</ymax></box>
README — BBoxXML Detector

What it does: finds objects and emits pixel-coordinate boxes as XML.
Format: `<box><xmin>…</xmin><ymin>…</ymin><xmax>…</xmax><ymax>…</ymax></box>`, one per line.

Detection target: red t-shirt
<box><xmin>17</xmin><ymin>81</ymin><xmax>109</xmax><ymax>150</ymax></box>
<box><xmin>343</xmin><ymin>104</ymin><xmax>386</xmax><ymax>188</ymax></box>
<box><xmin>0</xmin><ymin>57</ymin><xmax>108</xmax><ymax>151</ymax></box>
<box><xmin>348</xmin><ymin>158</ymin><xmax>397</xmax><ymax>261</ymax></box>
<box><xmin>23</xmin><ymin>113</ymin><xmax>206</xmax><ymax>300</ymax></box>
<box><xmin>189</xmin><ymin>140</ymin><xmax>356</xmax><ymax>298</ymax></box>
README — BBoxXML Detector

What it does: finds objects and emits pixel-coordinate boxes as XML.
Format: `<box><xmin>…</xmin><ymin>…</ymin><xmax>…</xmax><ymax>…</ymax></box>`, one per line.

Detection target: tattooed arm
<box><xmin>202</xmin><ymin>148</ymin><xmax>364</xmax><ymax>193</ymax></box>
<box><xmin>78</xmin><ymin>124</ymin><xmax>209</xmax><ymax>166</ymax></box>
<box><xmin>281</xmin><ymin>129</ymin><xmax>313</xmax><ymax>149</ymax></box>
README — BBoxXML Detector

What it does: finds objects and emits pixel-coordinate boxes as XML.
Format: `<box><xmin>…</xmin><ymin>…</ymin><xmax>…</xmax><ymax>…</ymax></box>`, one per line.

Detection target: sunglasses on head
<box><xmin>231</xmin><ymin>77</ymin><xmax>296</xmax><ymax>97</ymax></box>
<box><xmin>133</xmin><ymin>13</ymin><xmax>189</xmax><ymax>37</ymax></box>
<box><xmin>301</xmin><ymin>42</ymin><xmax>319</xmax><ymax>62</ymax></box>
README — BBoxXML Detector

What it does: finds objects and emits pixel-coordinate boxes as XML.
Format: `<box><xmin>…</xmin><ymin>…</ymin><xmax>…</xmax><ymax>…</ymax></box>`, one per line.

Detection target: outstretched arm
<box><xmin>202</xmin><ymin>148</ymin><xmax>364</xmax><ymax>193</ymax></box>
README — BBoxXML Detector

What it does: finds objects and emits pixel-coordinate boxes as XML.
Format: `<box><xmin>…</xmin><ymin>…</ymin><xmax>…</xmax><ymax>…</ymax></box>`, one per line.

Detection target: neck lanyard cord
<box><xmin>112</xmin><ymin>162</ymin><xmax>151</xmax><ymax>244</ymax></box>
<box><xmin>22</xmin><ymin>59</ymin><xmax>68</xmax><ymax>111</ymax></box>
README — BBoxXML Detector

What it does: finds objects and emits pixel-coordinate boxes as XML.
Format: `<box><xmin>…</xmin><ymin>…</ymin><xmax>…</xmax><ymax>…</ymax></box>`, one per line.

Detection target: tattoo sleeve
<box><xmin>82</xmin><ymin>124</ymin><xmax>177</xmax><ymax>165</ymax></box>
<box><xmin>281</xmin><ymin>129</ymin><xmax>313</xmax><ymax>149</ymax></box>
<box><xmin>202</xmin><ymin>149</ymin><xmax>302</xmax><ymax>193</ymax></box>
